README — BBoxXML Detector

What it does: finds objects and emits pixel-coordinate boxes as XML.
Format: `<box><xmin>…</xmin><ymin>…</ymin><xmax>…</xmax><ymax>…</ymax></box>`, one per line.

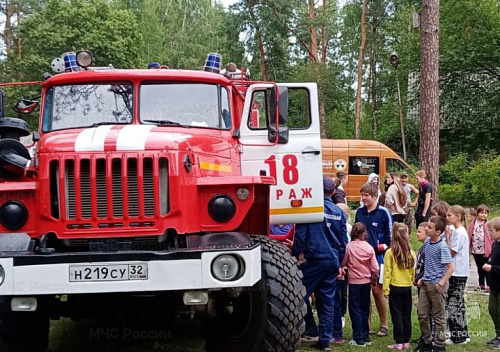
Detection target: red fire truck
<box><xmin>0</xmin><ymin>51</ymin><xmax>324</xmax><ymax>351</ymax></box>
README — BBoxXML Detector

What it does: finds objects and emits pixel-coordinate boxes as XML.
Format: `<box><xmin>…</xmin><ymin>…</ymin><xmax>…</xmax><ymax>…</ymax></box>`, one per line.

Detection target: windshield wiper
<box><xmin>91</xmin><ymin>122</ymin><xmax>129</xmax><ymax>127</ymax></box>
<box><xmin>143</xmin><ymin>119</ymin><xmax>190</xmax><ymax>128</ymax></box>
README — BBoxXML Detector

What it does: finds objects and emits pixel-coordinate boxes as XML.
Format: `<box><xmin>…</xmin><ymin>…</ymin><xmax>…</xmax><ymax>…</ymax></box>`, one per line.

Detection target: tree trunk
<box><xmin>355</xmin><ymin>0</ymin><xmax>368</xmax><ymax>139</ymax></box>
<box><xmin>247</xmin><ymin>2</ymin><xmax>267</xmax><ymax>81</ymax></box>
<box><xmin>369</xmin><ymin>5</ymin><xmax>380</xmax><ymax>139</ymax></box>
<box><xmin>369</xmin><ymin>45</ymin><xmax>377</xmax><ymax>139</ymax></box>
<box><xmin>420</xmin><ymin>0</ymin><xmax>440</xmax><ymax>199</ymax></box>
<box><xmin>321</xmin><ymin>0</ymin><xmax>327</xmax><ymax>62</ymax></box>
<box><xmin>319</xmin><ymin>0</ymin><xmax>327</xmax><ymax>137</ymax></box>
<box><xmin>4</xmin><ymin>0</ymin><xmax>16</xmax><ymax>53</ymax></box>
<box><xmin>308</xmin><ymin>0</ymin><xmax>318</xmax><ymax>62</ymax></box>
<box><xmin>16</xmin><ymin>7</ymin><xmax>22</xmax><ymax>58</ymax></box>
<box><xmin>255</xmin><ymin>26</ymin><xmax>267</xmax><ymax>81</ymax></box>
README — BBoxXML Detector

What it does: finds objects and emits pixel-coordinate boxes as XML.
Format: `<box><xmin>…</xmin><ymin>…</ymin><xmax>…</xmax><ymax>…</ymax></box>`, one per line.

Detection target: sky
<box><xmin>218</xmin><ymin>0</ymin><xmax>238</xmax><ymax>8</ymax></box>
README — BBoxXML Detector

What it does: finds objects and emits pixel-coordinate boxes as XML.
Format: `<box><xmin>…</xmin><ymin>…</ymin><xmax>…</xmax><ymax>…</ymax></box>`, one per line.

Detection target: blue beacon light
<box><xmin>63</xmin><ymin>52</ymin><xmax>80</xmax><ymax>72</ymax></box>
<box><xmin>203</xmin><ymin>53</ymin><xmax>222</xmax><ymax>74</ymax></box>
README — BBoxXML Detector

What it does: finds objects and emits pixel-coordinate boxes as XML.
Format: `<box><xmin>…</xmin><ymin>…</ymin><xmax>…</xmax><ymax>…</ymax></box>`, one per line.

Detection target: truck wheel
<box><xmin>203</xmin><ymin>236</ymin><xmax>306</xmax><ymax>352</ymax></box>
<box><xmin>0</xmin><ymin>298</ymin><xmax>49</xmax><ymax>352</ymax></box>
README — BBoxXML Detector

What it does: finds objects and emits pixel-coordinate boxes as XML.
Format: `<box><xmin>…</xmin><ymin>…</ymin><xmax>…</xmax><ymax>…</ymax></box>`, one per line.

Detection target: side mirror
<box><xmin>13</xmin><ymin>99</ymin><xmax>39</xmax><ymax>114</ymax></box>
<box><xmin>269</xmin><ymin>85</ymin><xmax>288</xmax><ymax>124</ymax></box>
<box><xmin>268</xmin><ymin>125</ymin><xmax>289</xmax><ymax>144</ymax></box>
<box><xmin>268</xmin><ymin>85</ymin><xmax>289</xmax><ymax>144</ymax></box>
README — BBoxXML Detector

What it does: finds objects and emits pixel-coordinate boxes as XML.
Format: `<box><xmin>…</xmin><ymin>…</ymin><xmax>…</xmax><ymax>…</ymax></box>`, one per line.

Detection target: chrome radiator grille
<box><xmin>50</xmin><ymin>156</ymin><xmax>168</xmax><ymax>221</ymax></box>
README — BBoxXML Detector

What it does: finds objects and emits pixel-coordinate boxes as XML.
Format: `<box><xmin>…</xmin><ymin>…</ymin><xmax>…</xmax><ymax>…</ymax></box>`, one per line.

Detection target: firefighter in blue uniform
<box><xmin>293</xmin><ymin>177</ymin><xmax>348</xmax><ymax>351</ymax></box>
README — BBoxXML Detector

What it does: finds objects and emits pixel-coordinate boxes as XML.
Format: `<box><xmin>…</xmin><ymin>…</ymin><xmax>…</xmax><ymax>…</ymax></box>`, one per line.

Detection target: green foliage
<box><xmin>1</xmin><ymin>0</ymin><xmax>143</xmax><ymax>128</ymax></box>
<box><xmin>16</xmin><ymin>0</ymin><xmax>142</xmax><ymax>74</ymax></box>
<box><xmin>438</xmin><ymin>0</ymin><xmax>500</xmax><ymax>157</ymax></box>
<box><xmin>134</xmin><ymin>0</ymin><xmax>234</xmax><ymax>70</ymax></box>
<box><xmin>1</xmin><ymin>0</ymin><xmax>500</xmax><ymax>168</ymax></box>
<box><xmin>440</xmin><ymin>153</ymin><xmax>500</xmax><ymax>206</ymax></box>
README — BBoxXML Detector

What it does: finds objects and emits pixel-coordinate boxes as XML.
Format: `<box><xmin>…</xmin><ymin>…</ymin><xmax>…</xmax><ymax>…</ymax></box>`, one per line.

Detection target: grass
<box><xmin>48</xmin><ymin>292</ymin><xmax>493</xmax><ymax>351</ymax></box>
<box><xmin>48</xmin><ymin>208</ymin><xmax>500</xmax><ymax>351</ymax></box>
<box><xmin>297</xmin><ymin>292</ymin><xmax>491</xmax><ymax>351</ymax></box>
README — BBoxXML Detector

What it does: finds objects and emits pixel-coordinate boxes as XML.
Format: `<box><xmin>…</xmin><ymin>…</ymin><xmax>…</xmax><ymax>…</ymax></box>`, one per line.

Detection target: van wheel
<box><xmin>202</xmin><ymin>236</ymin><xmax>306</xmax><ymax>352</ymax></box>
<box><xmin>0</xmin><ymin>297</ymin><xmax>49</xmax><ymax>352</ymax></box>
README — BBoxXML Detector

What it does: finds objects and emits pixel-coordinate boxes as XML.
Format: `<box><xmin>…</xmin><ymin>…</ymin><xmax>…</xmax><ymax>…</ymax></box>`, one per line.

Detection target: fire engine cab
<box><xmin>0</xmin><ymin>51</ymin><xmax>324</xmax><ymax>352</ymax></box>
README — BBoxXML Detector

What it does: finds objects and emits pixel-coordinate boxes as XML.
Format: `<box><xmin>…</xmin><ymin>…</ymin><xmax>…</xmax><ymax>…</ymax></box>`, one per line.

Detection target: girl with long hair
<box><xmin>431</xmin><ymin>201</ymin><xmax>451</xmax><ymax>244</ymax></box>
<box><xmin>383</xmin><ymin>222</ymin><xmax>415</xmax><ymax>351</ymax></box>
<box><xmin>342</xmin><ymin>222</ymin><xmax>379</xmax><ymax>347</ymax></box>
<box><xmin>467</xmin><ymin>204</ymin><xmax>492</xmax><ymax>292</ymax></box>
<box><xmin>445</xmin><ymin>205</ymin><xmax>470</xmax><ymax>345</ymax></box>
<box><xmin>385</xmin><ymin>173</ymin><xmax>408</xmax><ymax>223</ymax></box>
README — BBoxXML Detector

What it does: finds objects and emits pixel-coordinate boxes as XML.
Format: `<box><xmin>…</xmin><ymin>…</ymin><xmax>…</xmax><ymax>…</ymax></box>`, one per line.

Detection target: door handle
<box><xmin>302</xmin><ymin>150</ymin><xmax>320</xmax><ymax>155</ymax></box>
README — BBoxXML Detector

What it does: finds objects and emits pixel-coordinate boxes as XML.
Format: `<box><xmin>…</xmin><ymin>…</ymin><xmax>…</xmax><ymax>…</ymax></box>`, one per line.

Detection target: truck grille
<box><xmin>50</xmin><ymin>156</ymin><xmax>168</xmax><ymax>221</ymax></box>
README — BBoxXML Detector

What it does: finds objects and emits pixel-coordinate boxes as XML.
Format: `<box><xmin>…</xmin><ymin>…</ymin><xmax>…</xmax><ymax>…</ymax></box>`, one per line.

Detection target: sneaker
<box><xmin>413</xmin><ymin>341</ymin><xmax>432</xmax><ymax>352</ymax></box>
<box><xmin>301</xmin><ymin>334</ymin><xmax>319</xmax><ymax>342</ymax></box>
<box><xmin>475</xmin><ymin>285</ymin><xmax>485</xmax><ymax>291</ymax></box>
<box><xmin>444</xmin><ymin>338</ymin><xmax>467</xmax><ymax>345</ymax></box>
<box><xmin>330</xmin><ymin>338</ymin><xmax>345</xmax><ymax>344</ymax></box>
<box><xmin>348</xmin><ymin>339</ymin><xmax>367</xmax><ymax>347</ymax></box>
<box><xmin>403</xmin><ymin>343</ymin><xmax>411</xmax><ymax>350</ymax></box>
<box><xmin>364</xmin><ymin>337</ymin><xmax>372</xmax><ymax>346</ymax></box>
<box><xmin>487</xmin><ymin>337</ymin><xmax>500</xmax><ymax>346</ymax></box>
<box><xmin>388</xmin><ymin>344</ymin><xmax>404</xmax><ymax>350</ymax></box>
<box><xmin>312</xmin><ymin>342</ymin><xmax>332</xmax><ymax>351</ymax></box>
<box><xmin>491</xmin><ymin>339</ymin><xmax>500</xmax><ymax>350</ymax></box>
<box><xmin>432</xmin><ymin>346</ymin><xmax>446</xmax><ymax>352</ymax></box>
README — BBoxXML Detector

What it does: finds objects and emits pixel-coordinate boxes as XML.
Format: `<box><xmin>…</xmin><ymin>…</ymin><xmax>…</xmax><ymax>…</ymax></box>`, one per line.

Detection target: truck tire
<box><xmin>203</xmin><ymin>235</ymin><xmax>306</xmax><ymax>352</ymax></box>
<box><xmin>0</xmin><ymin>297</ymin><xmax>49</xmax><ymax>352</ymax></box>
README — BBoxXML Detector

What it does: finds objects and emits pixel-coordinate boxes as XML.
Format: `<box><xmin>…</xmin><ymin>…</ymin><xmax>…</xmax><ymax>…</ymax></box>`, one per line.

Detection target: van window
<box><xmin>386</xmin><ymin>158</ymin><xmax>410</xmax><ymax>173</ymax></box>
<box><xmin>349</xmin><ymin>157</ymin><xmax>379</xmax><ymax>175</ymax></box>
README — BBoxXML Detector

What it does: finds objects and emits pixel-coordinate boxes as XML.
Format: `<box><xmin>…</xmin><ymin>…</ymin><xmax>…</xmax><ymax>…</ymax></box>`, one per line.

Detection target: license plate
<box><xmin>69</xmin><ymin>263</ymin><xmax>148</xmax><ymax>282</ymax></box>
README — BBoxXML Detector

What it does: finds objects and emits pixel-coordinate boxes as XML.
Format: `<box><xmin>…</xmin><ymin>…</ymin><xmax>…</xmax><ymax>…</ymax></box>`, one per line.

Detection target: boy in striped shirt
<box><xmin>415</xmin><ymin>216</ymin><xmax>454</xmax><ymax>352</ymax></box>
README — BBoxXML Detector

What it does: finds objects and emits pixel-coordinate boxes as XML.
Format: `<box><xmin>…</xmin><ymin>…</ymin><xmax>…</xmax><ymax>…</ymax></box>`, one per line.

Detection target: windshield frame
<box><xmin>138</xmin><ymin>82</ymin><xmax>231</xmax><ymax>130</ymax></box>
<box><xmin>42</xmin><ymin>81</ymin><xmax>134</xmax><ymax>132</ymax></box>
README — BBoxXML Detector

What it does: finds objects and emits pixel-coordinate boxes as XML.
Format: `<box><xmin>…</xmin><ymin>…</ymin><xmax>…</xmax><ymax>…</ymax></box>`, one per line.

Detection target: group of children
<box><xmin>324</xmin><ymin>200</ymin><xmax>500</xmax><ymax>351</ymax></box>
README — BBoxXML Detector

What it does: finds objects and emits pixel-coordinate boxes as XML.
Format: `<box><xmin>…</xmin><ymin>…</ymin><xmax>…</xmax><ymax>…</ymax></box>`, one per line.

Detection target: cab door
<box><xmin>238</xmin><ymin>83</ymin><xmax>323</xmax><ymax>224</ymax></box>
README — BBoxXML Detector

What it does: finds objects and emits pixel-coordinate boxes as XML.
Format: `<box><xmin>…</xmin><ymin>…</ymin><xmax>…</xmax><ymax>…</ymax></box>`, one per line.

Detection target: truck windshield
<box><xmin>139</xmin><ymin>83</ymin><xmax>230</xmax><ymax>129</ymax></box>
<box><xmin>43</xmin><ymin>83</ymin><xmax>133</xmax><ymax>131</ymax></box>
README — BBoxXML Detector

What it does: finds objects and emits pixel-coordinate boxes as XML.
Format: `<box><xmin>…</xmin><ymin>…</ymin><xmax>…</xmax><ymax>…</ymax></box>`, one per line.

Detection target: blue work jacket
<box><xmin>292</xmin><ymin>197</ymin><xmax>348</xmax><ymax>266</ymax></box>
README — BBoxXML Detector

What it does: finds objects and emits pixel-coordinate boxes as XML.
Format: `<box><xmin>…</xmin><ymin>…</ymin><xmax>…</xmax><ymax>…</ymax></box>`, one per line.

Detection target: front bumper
<box><xmin>0</xmin><ymin>245</ymin><xmax>262</xmax><ymax>295</ymax></box>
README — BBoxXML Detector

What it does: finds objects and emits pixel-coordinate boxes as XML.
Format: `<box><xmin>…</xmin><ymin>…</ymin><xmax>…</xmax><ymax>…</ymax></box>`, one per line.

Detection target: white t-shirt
<box><xmin>403</xmin><ymin>184</ymin><xmax>411</xmax><ymax>206</ymax></box>
<box><xmin>449</xmin><ymin>226</ymin><xmax>470</xmax><ymax>277</ymax></box>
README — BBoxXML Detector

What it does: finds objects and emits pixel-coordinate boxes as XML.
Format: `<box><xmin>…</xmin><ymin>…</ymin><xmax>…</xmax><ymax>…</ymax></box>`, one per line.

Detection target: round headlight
<box><xmin>0</xmin><ymin>201</ymin><xmax>28</xmax><ymax>230</ymax></box>
<box><xmin>211</xmin><ymin>254</ymin><xmax>241</xmax><ymax>281</ymax></box>
<box><xmin>236</xmin><ymin>187</ymin><xmax>250</xmax><ymax>201</ymax></box>
<box><xmin>76</xmin><ymin>50</ymin><xmax>93</xmax><ymax>68</ymax></box>
<box><xmin>208</xmin><ymin>195</ymin><xmax>236</xmax><ymax>222</ymax></box>
<box><xmin>0</xmin><ymin>265</ymin><xmax>5</xmax><ymax>286</ymax></box>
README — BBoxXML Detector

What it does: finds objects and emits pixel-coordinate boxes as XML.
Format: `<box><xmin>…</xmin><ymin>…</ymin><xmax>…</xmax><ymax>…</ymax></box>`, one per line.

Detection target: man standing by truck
<box><xmin>293</xmin><ymin>177</ymin><xmax>348</xmax><ymax>351</ymax></box>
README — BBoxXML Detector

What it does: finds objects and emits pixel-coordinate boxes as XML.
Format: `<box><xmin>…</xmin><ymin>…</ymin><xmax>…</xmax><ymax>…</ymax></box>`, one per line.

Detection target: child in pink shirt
<box><xmin>342</xmin><ymin>222</ymin><xmax>379</xmax><ymax>347</ymax></box>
